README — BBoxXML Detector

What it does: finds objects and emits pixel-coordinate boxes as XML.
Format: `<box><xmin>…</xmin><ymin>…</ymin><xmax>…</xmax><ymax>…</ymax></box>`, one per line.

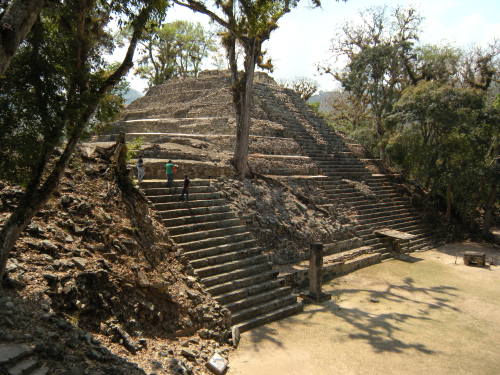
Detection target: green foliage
<box><xmin>0</xmin><ymin>0</ymin><xmax>165</xmax><ymax>185</ymax></box>
<box><xmin>136</xmin><ymin>20</ymin><xmax>215</xmax><ymax>88</ymax></box>
<box><xmin>320</xmin><ymin>5</ymin><xmax>499</xmax><ymax>230</ymax></box>
<box><xmin>308</xmin><ymin>101</ymin><xmax>320</xmax><ymax>114</ymax></box>
<box><xmin>126</xmin><ymin>137</ymin><xmax>145</xmax><ymax>162</ymax></box>
<box><xmin>388</xmin><ymin>81</ymin><xmax>499</xmax><ymax>226</ymax></box>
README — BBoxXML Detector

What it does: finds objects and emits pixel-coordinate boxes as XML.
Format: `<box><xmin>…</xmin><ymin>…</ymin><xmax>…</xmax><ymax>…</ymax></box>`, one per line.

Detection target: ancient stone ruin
<box><xmin>93</xmin><ymin>70</ymin><xmax>445</xmax><ymax>331</ymax></box>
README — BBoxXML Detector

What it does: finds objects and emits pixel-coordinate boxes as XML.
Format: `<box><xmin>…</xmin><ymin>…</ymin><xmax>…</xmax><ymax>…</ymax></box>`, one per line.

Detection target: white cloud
<box><xmin>121</xmin><ymin>0</ymin><xmax>500</xmax><ymax>93</ymax></box>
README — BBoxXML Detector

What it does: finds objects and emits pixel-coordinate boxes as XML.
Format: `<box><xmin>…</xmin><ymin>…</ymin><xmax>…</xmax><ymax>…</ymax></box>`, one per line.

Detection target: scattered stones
<box><xmin>112</xmin><ymin>325</ymin><xmax>140</xmax><ymax>354</ymax></box>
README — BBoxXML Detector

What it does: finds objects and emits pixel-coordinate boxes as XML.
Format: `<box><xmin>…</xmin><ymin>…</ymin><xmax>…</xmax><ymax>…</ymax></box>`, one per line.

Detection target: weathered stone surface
<box><xmin>231</xmin><ymin>326</ymin><xmax>240</xmax><ymax>348</ymax></box>
<box><xmin>0</xmin><ymin>344</ymin><xmax>33</xmax><ymax>364</ymax></box>
<box><xmin>206</xmin><ymin>353</ymin><xmax>228</xmax><ymax>375</ymax></box>
<box><xmin>71</xmin><ymin>257</ymin><xmax>87</xmax><ymax>270</ymax></box>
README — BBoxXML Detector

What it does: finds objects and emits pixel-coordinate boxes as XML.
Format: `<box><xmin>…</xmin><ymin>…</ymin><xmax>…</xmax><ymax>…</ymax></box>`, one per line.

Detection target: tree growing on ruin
<box><xmin>280</xmin><ymin>77</ymin><xmax>318</xmax><ymax>101</ymax></box>
<box><xmin>135</xmin><ymin>20</ymin><xmax>216</xmax><ymax>88</ymax></box>
<box><xmin>0</xmin><ymin>0</ymin><xmax>168</xmax><ymax>281</ymax></box>
<box><xmin>172</xmin><ymin>0</ymin><xmax>344</xmax><ymax>178</ymax></box>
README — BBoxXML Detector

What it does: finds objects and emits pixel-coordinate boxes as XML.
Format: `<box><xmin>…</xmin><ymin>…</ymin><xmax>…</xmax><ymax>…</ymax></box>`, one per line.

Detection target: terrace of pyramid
<box><xmin>92</xmin><ymin>70</ymin><xmax>445</xmax><ymax>332</ymax></box>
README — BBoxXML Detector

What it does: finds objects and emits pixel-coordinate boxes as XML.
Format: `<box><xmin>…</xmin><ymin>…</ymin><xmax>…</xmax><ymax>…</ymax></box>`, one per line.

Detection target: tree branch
<box><xmin>0</xmin><ymin>0</ymin><xmax>45</xmax><ymax>75</ymax></box>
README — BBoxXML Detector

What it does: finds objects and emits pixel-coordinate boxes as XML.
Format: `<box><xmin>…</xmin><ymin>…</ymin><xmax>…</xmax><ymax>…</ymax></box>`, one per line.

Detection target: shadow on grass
<box><xmin>245</xmin><ymin>276</ymin><xmax>458</xmax><ymax>355</ymax></box>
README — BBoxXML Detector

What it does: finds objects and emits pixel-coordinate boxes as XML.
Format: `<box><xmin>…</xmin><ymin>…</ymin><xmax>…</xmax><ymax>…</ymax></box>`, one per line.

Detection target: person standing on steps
<box><xmin>180</xmin><ymin>175</ymin><xmax>190</xmax><ymax>201</ymax></box>
<box><xmin>136</xmin><ymin>157</ymin><xmax>145</xmax><ymax>184</ymax></box>
<box><xmin>165</xmin><ymin>160</ymin><xmax>178</xmax><ymax>188</ymax></box>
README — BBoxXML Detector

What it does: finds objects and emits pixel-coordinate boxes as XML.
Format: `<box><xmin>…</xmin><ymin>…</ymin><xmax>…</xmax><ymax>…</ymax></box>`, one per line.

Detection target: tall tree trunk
<box><xmin>0</xmin><ymin>0</ymin><xmax>45</xmax><ymax>75</ymax></box>
<box><xmin>232</xmin><ymin>43</ymin><xmax>256</xmax><ymax>179</ymax></box>
<box><xmin>482</xmin><ymin>182</ymin><xmax>497</xmax><ymax>235</ymax></box>
<box><xmin>446</xmin><ymin>183</ymin><xmax>452</xmax><ymax>222</ymax></box>
<box><xmin>376</xmin><ymin>117</ymin><xmax>386</xmax><ymax>161</ymax></box>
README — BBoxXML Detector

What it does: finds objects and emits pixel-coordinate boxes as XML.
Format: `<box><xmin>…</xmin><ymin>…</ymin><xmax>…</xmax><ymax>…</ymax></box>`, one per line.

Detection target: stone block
<box><xmin>206</xmin><ymin>353</ymin><xmax>228</xmax><ymax>375</ymax></box>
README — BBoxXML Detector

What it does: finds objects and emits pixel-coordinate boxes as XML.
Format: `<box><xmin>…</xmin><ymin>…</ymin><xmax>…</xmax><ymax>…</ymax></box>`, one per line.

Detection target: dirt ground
<box><xmin>228</xmin><ymin>242</ymin><xmax>500</xmax><ymax>375</ymax></box>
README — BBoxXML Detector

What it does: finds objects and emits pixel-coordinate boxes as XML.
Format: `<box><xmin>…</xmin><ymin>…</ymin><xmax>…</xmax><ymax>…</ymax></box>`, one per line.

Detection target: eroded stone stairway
<box><xmin>140</xmin><ymin>179</ymin><xmax>302</xmax><ymax>332</ymax></box>
<box><xmin>258</xmin><ymin>84</ymin><xmax>444</xmax><ymax>257</ymax></box>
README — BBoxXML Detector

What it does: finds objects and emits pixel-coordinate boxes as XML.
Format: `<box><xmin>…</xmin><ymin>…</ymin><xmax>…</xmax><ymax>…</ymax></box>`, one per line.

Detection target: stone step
<box><xmin>357</xmin><ymin>210</ymin><xmax>416</xmax><ymax>224</ymax></box>
<box><xmin>325</xmin><ymin>171</ymin><xmax>372</xmax><ymax>177</ymax></box>
<box><xmin>181</xmin><ymin>232</ymin><xmax>253</xmax><ymax>252</ymax></box>
<box><xmin>158</xmin><ymin>205</ymin><xmax>230</xmax><ymax>219</ymax></box>
<box><xmin>235</xmin><ymin>302</ymin><xmax>303</xmax><ymax>333</ymax></box>
<box><xmin>226</xmin><ymin>286</ymin><xmax>292</xmax><ymax>313</ymax></box>
<box><xmin>231</xmin><ymin>294</ymin><xmax>297</xmax><ymax>325</ymax></box>
<box><xmin>322</xmin><ymin>168</ymin><xmax>370</xmax><ymax>174</ymax></box>
<box><xmin>7</xmin><ymin>356</ymin><xmax>39</xmax><ymax>375</ymax></box>
<box><xmin>162</xmin><ymin>212</ymin><xmax>236</xmax><ymax>227</ymax></box>
<box><xmin>172</xmin><ymin>225</ymin><xmax>248</xmax><ymax>244</ymax></box>
<box><xmin>355</xmin><ymin>204</ymin><xmax>410</xmax><ymax>216</ymax></box>
<box><xmin>190</xmin><ymin>247</ymin><xmax>262</xmax><ymax>269</ymax></box>
<box><xmin>195</xmin><ymin>254</ymin><xmax>269</xmax><ymax>278</ymax></box>
<box><xmin>169</xmin><ymin>218</ymin><xmax>241</xmax><ymax>235</ymax></box>
<box><xmin>318</xmin><ymin>161</ymin><xmax>367</xmax><ymax>167</ymax></box>
<box><xmin>356</xmin><ymin>217</ymin><xmax>420</xmax><ymax>230</ymax></box>
<box><xmin>202</xmin><ymin>262</ymin><xmax>272</xmax><ymax>287</ymax></box>
<box><xmin>206</xmin><ymin>270</ymin><xmax>279</xmax><ymax>296</ymax></box>
<box><xmin>0</xmin><ymin>344</ymin><xmax>34</xmax><ymax>365</ymax></box>
<box><xmin>214</xmin><ymin>279</ymin><xmax>285</xmax><ymax>305</ymax></box>
<box><xmin>31</xmin><ymin>366</ymin><xmax>49</xmax><ymax>375</ymax></box>
<box><xmin>184</xmin><ymin>239</ymin><xmax>258</xmax><ymax>260</ymax></box>
<box><xmin>142</xmin><ymin>182</ymin><xmax>216</xmax><ymax>197</ymax></box>
<box><xmin>325</xmin><ymin>191</ymin><xmax>368</xmax><ymax>200</ymax></box>
<box><xmin>322</xmin><ymin>186</ymin><xmax>357</xmax><ymax>194</ymax></box>
<box><xmin>349</xmin><ymin>197</ymin><xmax>408</xmax><ymax>209</ymax></box>
<box><xmin>382</xmin><ymin>220</ymin><xmax>429</xmax><ymax>233</ymax></box>
<box><xmin>144</xmin><ymin>185</ymin><xmax>216</xmax><ymax>196</ymax></box>
<box><xmin>313</xmin><ymin>156</ymin><xmax>361</xmax><ymax>162</ymax></box>
<box><xmin>153</xmin><ymin>198</ymin><xmax>227</xmax><ymax>211</ymax></box>
<box><xmin>140</xmin><ymin>179</ymin><xmax>211</xmax><ymax>189</ymax></box>
<box><xmin>148</xmin><ymin>192</ymin><xmax>222</xmax><ymax>203</ymax></box>
<box><xmin>324</xmin><ymin>245</ymin><xmax>373</xmax><ymax>264</ymax></box>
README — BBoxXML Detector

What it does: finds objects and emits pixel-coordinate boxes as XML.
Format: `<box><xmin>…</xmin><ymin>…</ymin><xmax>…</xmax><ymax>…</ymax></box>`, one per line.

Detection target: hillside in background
<box><xmin>124</xmin><ymin>88</ymin><xmax>144</xmax><ymax>105</ymax></box>
<box><xmin>308</xmin><ymin>91</ymin><xmax>333</xmax><ymax>112</ymax></box>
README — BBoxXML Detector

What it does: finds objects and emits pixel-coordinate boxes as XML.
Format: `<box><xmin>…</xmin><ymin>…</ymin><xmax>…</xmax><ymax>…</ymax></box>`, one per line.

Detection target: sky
<box><xmin>122</xmin><ymin>0</ymin><xmax>500</xmax><ymax>93</ymax></box>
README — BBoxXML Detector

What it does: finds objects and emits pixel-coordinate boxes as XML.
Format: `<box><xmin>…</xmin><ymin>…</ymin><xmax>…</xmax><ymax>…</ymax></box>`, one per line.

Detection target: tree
<box><xmin>280</xmin><ymin>77</ymin><xmax>318</xmax><ymax>101</ymax></box>
<box><xmin>172</xmin><ymin>0</ymin><xmax>341</xmax><ymax>178</ymax></box>
<box><xmin>320</xmin><ymin>6</ymin><xmax>421</xmax><ymax>160</ymax></box>
<box><xmin>135</xmin><ymin>20</ymin><xmax>215</xmax><ymax>88</ymax></box>
<box><xmin>0</xmin><ymin>0</ymin><xmax>167</xmax><ymax>281</ymax></box>
<box><xmin>0</xmin><ymin>0</ymin><xmax>46</xmax><ymax>75</ymax></box>
<box><xmin>389</xmin><ymin>81</ymin><xmax>499</xmax><ymax>226</ymax></box>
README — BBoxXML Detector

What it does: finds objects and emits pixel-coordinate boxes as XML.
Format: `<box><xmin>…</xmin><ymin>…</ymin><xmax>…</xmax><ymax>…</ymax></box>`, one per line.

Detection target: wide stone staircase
<box><xmin>139</xmin><ymin>179</ymin><xmax>302</xmax><ymax>332</ymax></box>
<box><xmin>258</xmin><ymin>84</ymin><xmax>444</xmax><ymax>258</ymax></box>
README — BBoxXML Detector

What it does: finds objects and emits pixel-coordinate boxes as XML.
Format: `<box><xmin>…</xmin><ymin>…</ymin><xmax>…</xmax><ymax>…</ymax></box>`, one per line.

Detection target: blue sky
<box><xmin>125</xmin><ymin>0</ymin><xmax>500</xmax><ymax>92</ymax></box>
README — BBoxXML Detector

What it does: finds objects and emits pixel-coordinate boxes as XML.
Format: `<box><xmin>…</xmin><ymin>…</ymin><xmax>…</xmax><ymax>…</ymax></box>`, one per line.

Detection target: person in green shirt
<box><xmin>165</xmin><ymin>160</ymin><xmax>178</xmax><ymax>187</ymax></box>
